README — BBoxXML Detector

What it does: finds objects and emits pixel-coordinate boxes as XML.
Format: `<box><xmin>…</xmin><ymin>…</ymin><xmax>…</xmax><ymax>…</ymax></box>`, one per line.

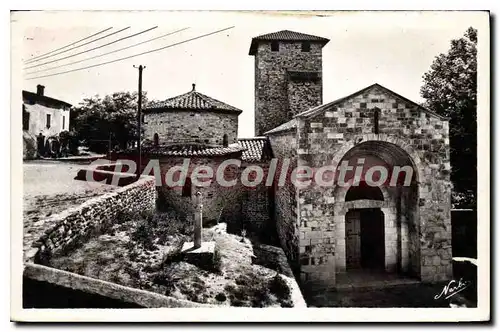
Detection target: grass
<box><xmin>48</xmin><ymin>205</ymin><xmax>294</xmax><ymax>307</ymax></box>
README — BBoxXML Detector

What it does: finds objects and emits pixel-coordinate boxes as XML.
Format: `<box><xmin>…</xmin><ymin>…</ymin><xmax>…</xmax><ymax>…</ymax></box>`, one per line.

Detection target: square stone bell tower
<box><xmin>249</xmin><ymin>30</ymin><xmax>330</xmax><ymax>136</ymax></box>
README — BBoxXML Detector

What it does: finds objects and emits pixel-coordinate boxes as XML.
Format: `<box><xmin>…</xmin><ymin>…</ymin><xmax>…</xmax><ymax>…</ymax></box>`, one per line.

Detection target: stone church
<box><xmin>141</xmin><ymin>30</ymin><xmax>452</xmax><ymax>290</ymax></box>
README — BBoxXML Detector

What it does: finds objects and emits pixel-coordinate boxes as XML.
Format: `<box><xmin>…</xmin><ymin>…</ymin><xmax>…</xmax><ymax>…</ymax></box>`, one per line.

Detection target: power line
<box><xmin>24</xmin><ymin>27</ymin><xmax>131</xmax><ymax>64</ymax></box>
<box><xmin>23</xmin><ymin>27</ymin><xmax>113</xmax><ymax>63</ymax></box>
<box><xmin>25</xmin><ymin>28</ymin><xmax>189</xmax><ymax>76</ymax></box>
<box><xmin>24</xmin><ymin>26</ymin><xmax>158</xmax><ymax>70</ymax></box>
<box><xmin>25</xmin><ymin>26</ymin><xmax>235</xmax><ymax>81</ymax></box>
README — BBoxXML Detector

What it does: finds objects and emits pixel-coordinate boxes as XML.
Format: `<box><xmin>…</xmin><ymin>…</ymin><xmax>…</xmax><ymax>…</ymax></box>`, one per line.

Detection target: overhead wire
<box><xmin>24</xmin><ymin>27</ymin><xmax>131</xmax><ymax>64</ymax></box>
<box><xmin>24</xmin><ymin>26</ymin><xmax>159</xmax><ymax>70</ymax></box>
<box><xmin>25</xmin><ymin>27</ymin><xmax>189</xmax><ymax>75</ymax></box>
<box><xmin>25</xmin><ymin>26</ymin><xmax>234</xmax><ymax>81</ymax></box>
<box><xmin>23</xmin><ymin>27</ymin><xmax>113</xmax><ymax>63</ymax></box>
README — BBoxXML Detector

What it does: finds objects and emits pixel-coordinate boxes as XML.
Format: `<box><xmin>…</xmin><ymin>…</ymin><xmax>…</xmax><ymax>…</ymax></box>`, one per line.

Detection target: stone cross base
<box><xmin>181</xmin><ymin>241</ymin><xmax>216</xmax><ymax>271</ymax></box>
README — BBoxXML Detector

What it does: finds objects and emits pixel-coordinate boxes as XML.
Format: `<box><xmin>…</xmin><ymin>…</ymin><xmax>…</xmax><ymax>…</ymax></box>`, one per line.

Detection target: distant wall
<box><xmin>30</xmin><ymin>176</ymin><xmax>156</xmax><ymax>263</ymax></box>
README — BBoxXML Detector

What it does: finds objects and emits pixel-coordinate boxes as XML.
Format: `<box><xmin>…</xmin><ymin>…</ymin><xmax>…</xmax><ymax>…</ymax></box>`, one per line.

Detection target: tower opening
<box><xmin>374</xmin><ymin>108</ymin><xmax>380</xmax><ymax>134</ymax></box>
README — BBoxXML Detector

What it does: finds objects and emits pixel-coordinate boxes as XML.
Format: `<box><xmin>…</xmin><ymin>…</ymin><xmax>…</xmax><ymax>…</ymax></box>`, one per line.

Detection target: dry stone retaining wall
<box><xmin>29</xmin><ymin>176</ymin><xmax>156</xmax><ymax>263</ymax></box>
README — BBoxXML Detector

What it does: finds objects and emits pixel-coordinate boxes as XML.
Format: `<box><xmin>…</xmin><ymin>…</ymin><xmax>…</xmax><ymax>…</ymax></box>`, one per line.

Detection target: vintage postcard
<box><xmin>10</xmin><ymin>10</ymin><xmax>490</xmax><ymax>322</ymax></box>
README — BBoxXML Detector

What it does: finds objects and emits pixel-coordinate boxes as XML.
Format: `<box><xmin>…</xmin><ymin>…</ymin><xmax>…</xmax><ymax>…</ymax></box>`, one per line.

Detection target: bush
<box><xmin>215</xmin><ymin>292</ymin><xmax>227</xmax><ymax>302</ymax></box>
<box><xmin>269</xmin><ymin>274</ymin><xmax>293</xmax><ymax>307</ymax></box>
<box><xmin>269</xmin><ymin>274</ymin><xmax>291</xmax><ymax>300</ymax></box>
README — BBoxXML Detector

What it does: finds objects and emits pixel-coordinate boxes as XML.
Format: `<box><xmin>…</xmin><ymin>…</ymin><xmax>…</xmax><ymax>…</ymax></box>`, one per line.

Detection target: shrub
<box><xmin>212</xmin><ymin>248</ymin><xmax>223</xmax><ymax>273</ymax></box>
<box><xmin>215</xmin><ymin>292</ymin><xmax>227</xmax><ymax>302</ymax></box>
<box><xmin>269</xmin><ymin>274</ymin><xmax>291</xmax><ymax>300</ymax></box>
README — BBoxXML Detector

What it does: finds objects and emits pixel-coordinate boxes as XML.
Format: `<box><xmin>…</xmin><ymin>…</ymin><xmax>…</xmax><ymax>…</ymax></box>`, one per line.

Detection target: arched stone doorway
<box><xmin>332</xmin><ymin>140</ymin><xmax>419</xmax><ymax>279</ymax></box>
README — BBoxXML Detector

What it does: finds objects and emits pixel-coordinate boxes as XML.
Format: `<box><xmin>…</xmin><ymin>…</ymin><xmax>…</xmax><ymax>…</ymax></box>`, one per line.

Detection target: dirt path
<box><xmin>23</xmin><ymin>160</ymin><xmax>116</xmax><ymax>258</ymax></box>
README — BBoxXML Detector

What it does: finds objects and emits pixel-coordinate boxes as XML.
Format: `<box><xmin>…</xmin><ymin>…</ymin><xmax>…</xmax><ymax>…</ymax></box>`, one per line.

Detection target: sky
<box><xmin>14</xmin><ymin>11</ymin><xmax>485</xmax><ymax>138</ymax></box>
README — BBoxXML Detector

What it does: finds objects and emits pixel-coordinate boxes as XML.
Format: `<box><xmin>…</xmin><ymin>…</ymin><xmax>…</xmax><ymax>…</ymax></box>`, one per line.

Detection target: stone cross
<box><xmin>194</xmin><ymin>191</ymin><xmax>203</xmax><ymax>248</ymax></box>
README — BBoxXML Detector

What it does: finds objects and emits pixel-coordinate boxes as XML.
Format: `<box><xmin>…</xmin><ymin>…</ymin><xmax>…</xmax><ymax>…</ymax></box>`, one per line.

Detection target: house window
<box><xmin>62</xmin><ymin>116</ymin><xmax>65</xmax><ymax>130</ymax></box>
<box><xmin>271</xmin><ymin>41</ymin><xmax>279</xmax><ymax>52</ymax></box>
<box><xmin>153</xmin><ymin>133</ymin><xmax>159</xmax><ymax>146</ymax></box>
<box><xmin>301</xmin><ymin>41</ymin><xmax>311</xmax><ymax>52</ymax></box>
<box><xmin>222</xmin><ymin>134</ymin><xmax>228</xmax><ymax>147</ymax></box>
<box><xmin>182</xmin><ymin>177</ymin><xmax>192</xmax><ymax>197</ymax></box>
<box><xmin>374</xmin><ymin>109</ymin><xmax>380</xmax><ymax>134</ymax></box>
<box><xmin>22</xmin><ymin>106</ymin><xmax>29</xmax><ymax>131</ymax></box>
<box><xmin>46</xmin><ymin>114</ymin><xmax>51</xmax><ymax>129</ymax></box>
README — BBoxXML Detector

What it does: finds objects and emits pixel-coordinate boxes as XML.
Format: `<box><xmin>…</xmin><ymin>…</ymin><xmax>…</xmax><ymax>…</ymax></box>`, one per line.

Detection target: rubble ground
<box><xmin>49</xmin><ymin>210</ymin><xmax>293</xmax><ymax>307</ymax></box>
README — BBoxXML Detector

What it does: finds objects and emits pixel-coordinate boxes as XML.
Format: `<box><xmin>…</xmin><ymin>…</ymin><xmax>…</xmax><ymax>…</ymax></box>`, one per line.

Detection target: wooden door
<box><xmin>346</xmin><ymin>210</ymin><xmax>361</xmax><ymax>269</ymax></box>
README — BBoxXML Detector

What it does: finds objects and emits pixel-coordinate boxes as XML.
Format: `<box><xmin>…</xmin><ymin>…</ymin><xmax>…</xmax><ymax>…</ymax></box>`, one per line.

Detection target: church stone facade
<box><xmin>142</xmin><ymin>30</ymin><xmax>452</xmax><ymax>290</ymax></box>
<box><xmin>266</xmin><ymin>83</ymin><xmax>452</xmax><ymax>290</ymax></box>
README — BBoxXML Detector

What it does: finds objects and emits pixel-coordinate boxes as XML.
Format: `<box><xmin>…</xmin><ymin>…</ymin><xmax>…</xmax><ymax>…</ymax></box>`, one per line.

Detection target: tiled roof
<box><xmin>23</xmin><ymin>90</ymin><xmax>72</xmax><ymax>108</ymax></box>
<box><xmin>264</xmin><ymin>118</ymin><xmax>297</xmax><ymax>135</ymax></box>
<box><xmin>140</xmin><ymin>143</ymin><xmax>246</xmax><ymax>157</ymax></box>
<box><xmin>249</xmin><ymin>30</ymin><xmax>329</xmax><ymax>55</ymax></box>
<box><xmin>144</xmin><ymin>85</ymin><xmax>242</xmax><ymax>115</ymax></box>
<box><xmin>238</xmin><ymin>137</ymin><xmax>273</xmax><ymax>162</ymax></box>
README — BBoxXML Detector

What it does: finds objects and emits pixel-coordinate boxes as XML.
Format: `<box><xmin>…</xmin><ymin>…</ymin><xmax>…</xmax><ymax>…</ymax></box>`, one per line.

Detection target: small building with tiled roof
<box><xmin>143</xmin><ymin>84</ymin><xmax>242</xmax><ymax>147</ymax></box>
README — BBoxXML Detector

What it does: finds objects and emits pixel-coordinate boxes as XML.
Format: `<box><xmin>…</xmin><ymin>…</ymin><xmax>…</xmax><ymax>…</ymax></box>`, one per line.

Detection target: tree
<box><xmin>71</xmin><ymin>91</ymin><xmax>153</xmax><ymax>153</ymax></box>
<box><xmin>420</xmin><ymin>27</ymin><xmax>477</xmax><ymax>209</ymax></box>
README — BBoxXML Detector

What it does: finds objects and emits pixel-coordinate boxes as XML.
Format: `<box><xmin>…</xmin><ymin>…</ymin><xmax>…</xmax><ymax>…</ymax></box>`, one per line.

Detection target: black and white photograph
<box><xmin>10</xmin><ymin>10</ymin><xmax>490</xmax><ymax>322</ymax></box>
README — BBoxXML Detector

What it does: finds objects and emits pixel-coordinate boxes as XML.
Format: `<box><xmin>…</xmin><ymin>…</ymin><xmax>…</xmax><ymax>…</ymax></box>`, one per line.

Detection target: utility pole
<box><xmin>134</xmin><ymin>65</ymin><xmax>145</xmax><ymax>179</ymax></box>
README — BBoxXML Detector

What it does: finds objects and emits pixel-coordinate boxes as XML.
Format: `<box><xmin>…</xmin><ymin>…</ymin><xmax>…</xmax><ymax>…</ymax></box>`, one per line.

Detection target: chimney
<box><xmin>36</xmin><ymin>85</ymin><xmax>45</xmax><ymax>96</ymax></box>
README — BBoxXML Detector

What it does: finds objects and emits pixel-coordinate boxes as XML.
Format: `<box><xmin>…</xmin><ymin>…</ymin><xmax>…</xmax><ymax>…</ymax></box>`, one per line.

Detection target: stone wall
<box><xmin>287</xmin><ymin>79</ymin><xmax>323</xmax><ymax>117</ymax></box>
<box><xmin>267</xmin><ymin>131</ymin><xmax>299</xmax><ymax>272</ymax></box>
<box><xmin>155</xmin><ymin>156</ymin><xmax>244</xmax><ymax>230</ymax></box>
<box><xmin>293</xmin><ymin>84</ymin><xmax>452</xmax><ymax>288</ymax></box>
<box><xmin>240</xmin><ymin>161</ymin><xmax>273</xmax><ymax>241</ymax></box>
<box><xmin>254</xmin><ymin>41</ymin><xmax>323</xmax><ymax>135</ymax></box>
<box><xmin>155</xmin><ymin>156</ymin><xmax>276</xmax><ymax>241</ymax></box>
<box><xmin>30</xmin><ymin>176</ymin><xmax>156</xmax><ymax>263</ymax></box>
<box><xmin>144</xmin><ymin>110</ymin><xmax>238</xmax><ymax>146</ymax></box>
